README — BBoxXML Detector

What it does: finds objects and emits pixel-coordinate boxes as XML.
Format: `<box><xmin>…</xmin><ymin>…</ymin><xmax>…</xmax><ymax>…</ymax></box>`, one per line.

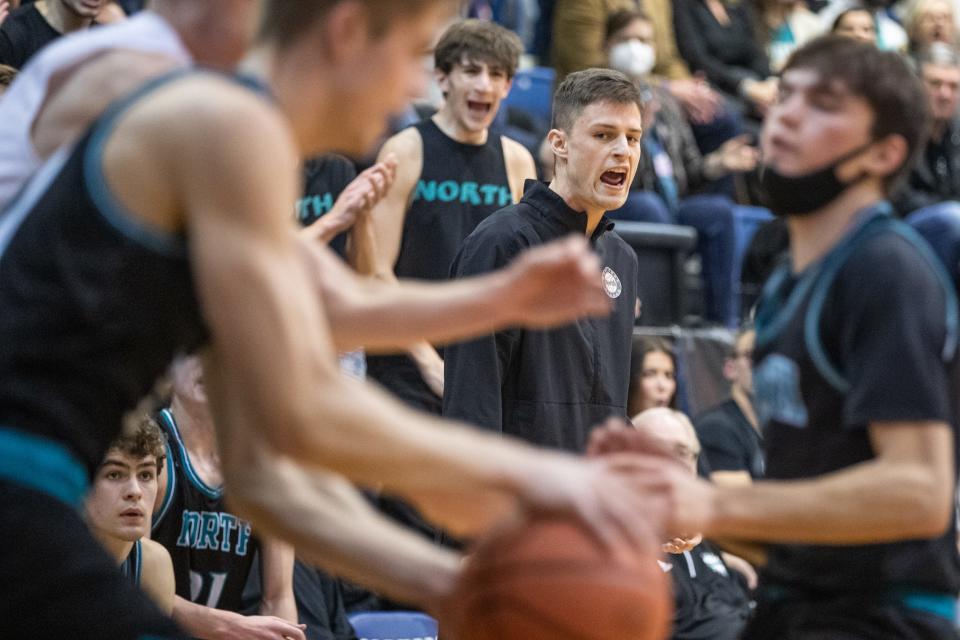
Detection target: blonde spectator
<box><xmin>906</xmin><ymin>0</ymin><xmax>956</xmax><ymax>52</ymax></box>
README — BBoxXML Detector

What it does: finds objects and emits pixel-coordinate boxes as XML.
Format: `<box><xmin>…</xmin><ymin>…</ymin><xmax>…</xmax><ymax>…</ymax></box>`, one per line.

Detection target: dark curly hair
<box><xmin>110</xmin><ymin>415</ymin><xmax>167</xmax><ymax>463</ymax></box>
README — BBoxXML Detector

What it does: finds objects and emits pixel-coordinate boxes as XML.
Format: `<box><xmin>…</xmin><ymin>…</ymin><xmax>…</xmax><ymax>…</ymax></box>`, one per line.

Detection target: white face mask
<box><xmin>609</xmin><ymin>40</ymin><xmax>657</xmax><ymax>78</ymax></box>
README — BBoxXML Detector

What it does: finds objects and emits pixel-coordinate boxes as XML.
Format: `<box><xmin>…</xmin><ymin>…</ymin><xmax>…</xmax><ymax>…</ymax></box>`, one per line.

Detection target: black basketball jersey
<box><xmin>120</xmin><ymin>539</ymin><xmax>142</xmax><ymax>587</ymax></box>
<box><xmin>367</xmin><ymin>119</ymin><xmax>513</xmax><ymax>409</ymax></box>
<box><xmin>0</xmin><ymin>71</ymin><xmax>208</xmax><ymax>476</ymax></box>
<box><xmin>152</xmin><ymin>408</ymin><xmax>259</xmax><ymax>612</ymax></box>
<box><xmin>392</xmin><ymin>118</ymin><xmax>512</xmax><ymax>281</ymax></box>
<box><xmin>753</xmin><ymin>205</ymin><xmax>960</xmax><ymax>595</ymax></box>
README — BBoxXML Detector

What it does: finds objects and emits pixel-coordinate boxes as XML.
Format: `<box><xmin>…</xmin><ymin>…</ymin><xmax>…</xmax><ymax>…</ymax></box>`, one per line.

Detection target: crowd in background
<box><xmin>2</xmin><ymin>1</ymin><xmax>959</xmax><ymax>640</ymax></box>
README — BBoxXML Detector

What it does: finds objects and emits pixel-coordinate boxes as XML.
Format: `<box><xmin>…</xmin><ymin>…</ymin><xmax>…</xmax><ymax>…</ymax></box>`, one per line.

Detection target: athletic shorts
<box><xmin>0</xmin><ymin>480</ymin><xmax>188</xmax><ymax>639</ymax></box>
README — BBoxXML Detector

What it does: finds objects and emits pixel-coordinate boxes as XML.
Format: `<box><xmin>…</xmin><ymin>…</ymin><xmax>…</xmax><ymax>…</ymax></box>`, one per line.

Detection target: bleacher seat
<box><xmin>347</xmin><ymin>611</ymin><xmax>439</xmax><ymax>640</ymax></box>
<box><xmin>615</xmin><ymin>221</ymin><xmax>698</xmax><ymax>326</ymax></box>
<box><xmin>502</xmin><ymin>66</ymin><xmax>555</xmax><ymax>124</ymax></box>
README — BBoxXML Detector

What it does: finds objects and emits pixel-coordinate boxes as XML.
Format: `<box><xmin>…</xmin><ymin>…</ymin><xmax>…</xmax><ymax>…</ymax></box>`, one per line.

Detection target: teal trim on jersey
<box><xmin>83</xmin><ymin>70</ymin><xmax>192</xmax><ymax>258</ymax></box>
<box><xmin>0</xmin><ymin>428</ymin><xmax>88</xmax><ymax>508</ymax></box>
<box><xmin>122</xmin><ymin>539</ymin><xmax>143</xmax><ymax>587</ymax></box>
<box><xmin>754</xmin><ymin>261</ymin><xmax>820</xmax><ymax>351</ymax></box>
<box><xmin>152</xmin><ymin>437</ymin><xmax>177</xmax><ymax>531</ymax></box>
<box><xmin>892</xmin><ymin>590</ymin><xmax>957</xmax><ymax>621</ymax></box>
<box><xmin>803</xmin><ymin>206</ymin><xmax>959</xmax><ymax>393</ymax></box>
<box><xmin>134</xmin><ymin>539</ymin><xmax>143</xmax><ymax>586</ymax></box>
<box><xmin>802</xmin><ymin>212</ymin><xmax>892</xmax><ymax>394</ymax></box>
<box><xmin>894</xmin><ymin>224</ymin><xmax>959</xmax><ymax>362</ymax></box>
<box><xmin>158</xmin><ymin>409</ymin><xmax>223</xmax><ymax>500</ymax></box>
<box><xmin>764</xmin><ymin>584</ymin><xmax>957</xmax><ymax>621</ymax></box>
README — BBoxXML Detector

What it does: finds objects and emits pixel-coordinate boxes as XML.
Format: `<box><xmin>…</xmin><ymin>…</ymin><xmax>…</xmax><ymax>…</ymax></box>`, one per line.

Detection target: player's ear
<box><xmin>436</xmin><ymin>67</ymin><xmax>450</xmax><ymax>94</ymax></box>
<box><xmin>322</xmin><ymin>0</ymin><xmax>371</xmax><ymax>62</ymax></box>
<box><xmin>866</xmin><ymin>134</ymin><xmax>908</xmax><ymax>180</ymax></box>
<box><xmin>548</xmin><ymin>128</ymin><xmax>568</xmax><ymax>161</ymax></box>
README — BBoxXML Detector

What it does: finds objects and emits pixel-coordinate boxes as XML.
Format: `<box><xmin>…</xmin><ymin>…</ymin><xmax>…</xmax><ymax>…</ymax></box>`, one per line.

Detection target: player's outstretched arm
<box><xmin>170</xmin><ymin>595</ymin><xmax>307</xmax><ymax>640</ymax></box>
<box><xmin>139</xmin><ymin>538</ymin><xmax>176</xmax><ymax>616</ymax></box>
<box><xmin>257</xmin><ymin>539</ymin><xmax>298</xmax><ymax>624</ymax></box>
<box><xmin>215</xmin><ymin>425</ymin><xmax>462</xmax><ymax>609</ymax></box>
<box><xmin>307</xmin><ymin>234</ymin><xmax>612</xmax><ymax>352</ymax></box>
<box><xmin>619</xmin><ymin>419</ymin><xmax>955</xmax><ymax>545</ymax></box>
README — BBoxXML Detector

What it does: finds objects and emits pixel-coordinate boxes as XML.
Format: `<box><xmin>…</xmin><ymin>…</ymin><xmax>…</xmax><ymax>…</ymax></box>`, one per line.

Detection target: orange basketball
<box><xmin>443</xmin><ymin>516</ymin><xmax>672</xmax><ymax>640</ymax></box>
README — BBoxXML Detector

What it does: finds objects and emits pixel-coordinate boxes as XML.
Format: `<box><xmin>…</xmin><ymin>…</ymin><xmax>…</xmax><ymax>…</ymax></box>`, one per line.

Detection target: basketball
<box><xmin>443</xmin><ymin>516</ymin><xmax>672</xmax><ymax>640</ymax></box>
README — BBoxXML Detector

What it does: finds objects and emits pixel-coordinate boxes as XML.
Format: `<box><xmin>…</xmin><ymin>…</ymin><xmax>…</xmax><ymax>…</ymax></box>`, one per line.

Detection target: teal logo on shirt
<box><xmin>296</xmin><ymin>193</ymin><xmax>335</xmax><ymax>224</ymax></box>
<box><xmin>414</xmin><ymin>180</ymin><xmax>512</xmax><ymax>207</ymax></box>
<box><xmin>754</xmin><ymin>354</ymin><xmax>808</xmax><ymax>428</ymax></box>
<box><xmin>176</xmin><ymin>510</ymin><xmax>253</xmax><ymax>556</ymax></box>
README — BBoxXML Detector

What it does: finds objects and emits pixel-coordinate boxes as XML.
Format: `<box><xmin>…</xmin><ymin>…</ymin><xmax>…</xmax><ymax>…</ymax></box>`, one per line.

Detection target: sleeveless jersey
<box><xmin>367</xmin><ymin>119</ymin><xmax>513</xmax><ymax>408</ymax></box>
<box><xmin>753</xmin><ymin>207</ymin><xmax>960</xmax><ymax>595</ymax></box>
<box><xmin>120</xmin><ymin>539</ymin><xmax>142</xmax><ymax>587</ymax></box>
<box><xmin>0</xmin><ymin>10</ymin><xmax>190</xmax><ymax>210</ymax></box>
<box><xmin>152</xmin><ymin>409</ymin><xmax>259</xmax><ymax>612</ymax></box>
<box><xmin>0</xmin><ymin>72</ymin><xmax>208</xmax><ymax>476</ymax></box>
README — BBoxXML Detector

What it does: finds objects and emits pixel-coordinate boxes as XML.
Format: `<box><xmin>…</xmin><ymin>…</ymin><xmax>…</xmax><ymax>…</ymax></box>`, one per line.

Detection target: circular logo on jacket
<box><xmin>602</xmin><ymin>266</ymin><xmax>622</xmax><ymax>299</ymax></box>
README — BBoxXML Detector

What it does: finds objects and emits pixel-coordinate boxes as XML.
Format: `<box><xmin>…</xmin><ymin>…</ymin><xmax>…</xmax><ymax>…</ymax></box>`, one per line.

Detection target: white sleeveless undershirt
<box><xmin>0</xmin><ymin>11</ymin><xmax>191</xmax><ymax>211</ymax></box>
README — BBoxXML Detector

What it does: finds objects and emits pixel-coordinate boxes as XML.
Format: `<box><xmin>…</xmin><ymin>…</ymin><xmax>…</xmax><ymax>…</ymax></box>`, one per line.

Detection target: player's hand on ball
<box><xmin>517</xmin><ymin>453</ymin><xmax>664</xmax><ymax>561</ymax></box>
<box><xmin>503</xmin><ymin>235</ymin><xmax>612</xmax><ymax>328</ymax></box>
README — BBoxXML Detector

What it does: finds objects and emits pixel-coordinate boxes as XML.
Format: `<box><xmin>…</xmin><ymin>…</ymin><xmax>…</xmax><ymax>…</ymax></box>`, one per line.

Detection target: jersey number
<box><xmin>190</xmin><ymin>570</ymin><xmax>227</xmax><ymax>608</ymax></box>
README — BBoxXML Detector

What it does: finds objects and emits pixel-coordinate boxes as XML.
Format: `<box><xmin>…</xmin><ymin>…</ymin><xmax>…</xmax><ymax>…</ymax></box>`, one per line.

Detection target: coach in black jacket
<box><xmin>443</xmin><ymin>69</ymin><xmax>641</xmax><ymax>452</ymax></box>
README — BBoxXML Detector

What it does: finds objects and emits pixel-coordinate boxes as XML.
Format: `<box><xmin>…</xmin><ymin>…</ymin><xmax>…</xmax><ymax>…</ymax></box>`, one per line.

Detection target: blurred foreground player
<box><xmin>0</xmin><ymin>1</ymin><xmax>658</xmax><ymax>637</ymax></box>
<box><xmin>611</xmin><ymin>36</ymin><xmax>960</xmax><ymax>639</ymax></box>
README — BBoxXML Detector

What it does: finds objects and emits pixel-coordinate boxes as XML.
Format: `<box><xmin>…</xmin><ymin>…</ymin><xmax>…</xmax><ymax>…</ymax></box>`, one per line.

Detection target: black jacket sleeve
<box><xmin>442</xmin><ymin>224</ymin><xmax>525</xmax><ymax>432</ymax></box>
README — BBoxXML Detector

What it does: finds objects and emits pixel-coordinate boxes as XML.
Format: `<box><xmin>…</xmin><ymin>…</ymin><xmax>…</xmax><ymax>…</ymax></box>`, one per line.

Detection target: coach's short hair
<box><xmin>783</xmin><ymin>35</ymin><xmax>929</xmax><ymax>190</ymax></box>
<box><xmin>434</xmin><ymin>19</ymin><xmax>523</xmax><ymax>79</ymax></box>
<box><xmin>257</xmin><ymin>0</ymin><xmax>454</xmax><ymax>46</ymax></box>
<box><xmin>551</xmin><ymin>68</ymin><xmax>643</xmax><ymax>132</ymax></box>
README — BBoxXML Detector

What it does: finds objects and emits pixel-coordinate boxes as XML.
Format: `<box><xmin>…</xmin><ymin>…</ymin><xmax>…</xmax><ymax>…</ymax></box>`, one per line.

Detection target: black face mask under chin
<box><xmin>760</xmin><ymin>141</ymin><xmax>874</xmax><ymax>217</ymax></box>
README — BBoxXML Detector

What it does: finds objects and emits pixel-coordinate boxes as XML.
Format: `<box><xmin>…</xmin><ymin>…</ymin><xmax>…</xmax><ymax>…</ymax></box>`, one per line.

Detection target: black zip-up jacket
<box><xmin>443</xmin><ymin>181</ymin><xmax>639</xmax><ymax>452</ymax></box>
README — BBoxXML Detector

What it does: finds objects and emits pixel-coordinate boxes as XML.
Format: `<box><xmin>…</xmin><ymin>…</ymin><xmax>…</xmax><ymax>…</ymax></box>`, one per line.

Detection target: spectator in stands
<box><xmin>893</xmin><ymin>43</ymin><xmax>960</xmax><ymax>215</ymax></box>
<box><xmin>753</xmin><ymin>0</ymin><xmax>824</xmax><ymax>71</ymax></box>
<box><xmin>0</xmin><ymin>0</ymin><xmax>108</xmax><ymax>68</ymax></box>
<box><xmin>628</xmin><ymin>337</ymin><xmax>678</xmax><ymax>417</ymax></box>
<box><xmin>551</xmin><ymin>0</ymin><xmax>636</xmax><ymax>81</ymax></box>
<box><xmin>444</xmin><ymin>68</ymin><xmax>640</xmax><ymax>453</ymax></box>
<box><xmin>605</xmin><ymin>9</ymin><xmax>770</xmax><ymax>326</ymax></box>
<box><xmin>831</xmin><ymin>7</ymin><xmax>879</xmax><ymax>43</ymax></box>
<box><xmin>0</xmin><ymin>62</ymin><xmax>15</xmax><ymax>93</ymax></box>
<box><xmin>906</xmin><ymin>0</ymin><xmax>956</xmax><ymax>55</ymax></box>
<box><xmin>85</xmin><ymin>416</ymin><xmax>176</xmax><ymax>616</ymax></box>
<box><xmin>823</xmin><ymin>0</ymin><xmax>906</xmax><ymax>50</ymax></box>
<box><xmin>551</xmin><ymin>0</ymin><xmax>734</xmax><ymax>156</ymax></box>
<box><xmin>673</xmin><ymin>0</ymin><xmax>778</xmax><ymax>118</ymax></box>
<box><xmin>631</xmin><ymin>408</ymin><xmax>754</xmax><ymax>640</ymax></box>
<box><xmin>694</xmin><ymin>328</ymin><xmax>764</xmax><ymax>483</ymax></box>
<box><xmin>153</xmin><ymin>355</ymin><xmax>307</xmax><ymax>640</ymax></box>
